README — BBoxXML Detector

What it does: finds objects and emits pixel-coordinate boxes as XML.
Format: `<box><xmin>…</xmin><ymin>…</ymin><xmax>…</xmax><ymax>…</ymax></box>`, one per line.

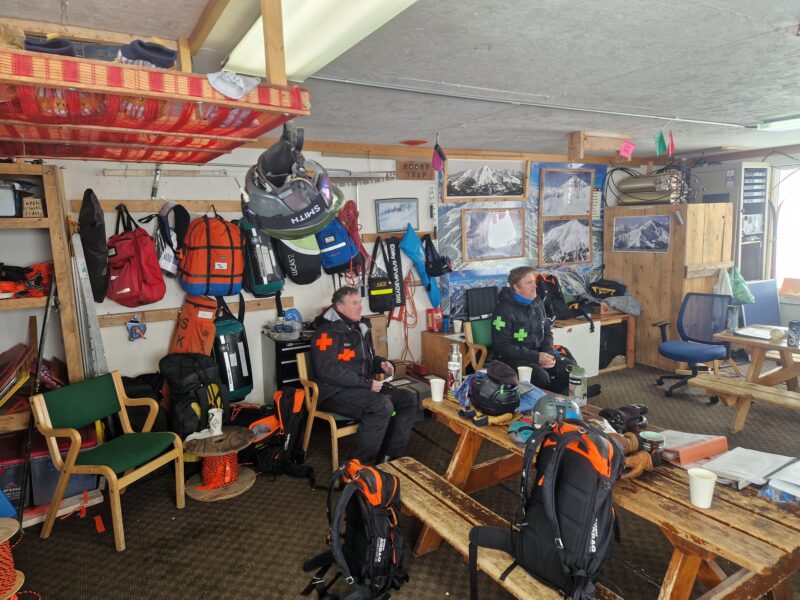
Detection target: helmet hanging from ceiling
<box><xmin>242</xmin><ymin>124</ymin><xmax>343</xmax><ymax>240</ymax></box>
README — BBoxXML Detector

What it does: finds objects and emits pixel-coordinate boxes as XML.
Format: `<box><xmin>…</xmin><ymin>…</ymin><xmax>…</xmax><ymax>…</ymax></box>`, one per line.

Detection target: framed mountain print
<box><xmin>444</xmin><ymin>159</ymin><xmax>528</xmax><ymax>202</ymax></box>
<box><xmin>461</xmin><ymin>208</ymin><xmax>525</xmax><ymax>262</ymax></box>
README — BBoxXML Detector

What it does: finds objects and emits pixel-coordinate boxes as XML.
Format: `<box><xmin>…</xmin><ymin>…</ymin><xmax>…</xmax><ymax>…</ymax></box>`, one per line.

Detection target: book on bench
<box><xmin>661</xmin><ymin>430</ymin><xmax>729</xmax><ymax>466</ymax></box>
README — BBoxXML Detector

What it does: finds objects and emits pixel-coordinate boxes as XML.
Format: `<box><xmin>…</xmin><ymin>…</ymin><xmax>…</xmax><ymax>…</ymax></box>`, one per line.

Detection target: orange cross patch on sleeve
<box><xmin>338</xmin><ymin>348</ymin><xmax>356</xmax><ymax>362</ymax></box>
<box><xmin>315</xmin><ymin>332</ymin><xmax>333</xmax><ymax>351</ymax></box>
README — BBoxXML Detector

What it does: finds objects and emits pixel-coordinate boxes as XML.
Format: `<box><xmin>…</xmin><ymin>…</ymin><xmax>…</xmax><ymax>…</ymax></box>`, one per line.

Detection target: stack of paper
<box><xmin>661</xmin><ymin>430</ymin><xmax>728</xmax><ymax>465</ymax></box>
<box><xmin>768</xmin><ymin>461</ymin><xmax>800</xmax><ymax>497</ymax></box>
<box><xmin>702</xmin><ymin>447</ymin><xmax>795</xmax><ymax>486</ymax></box>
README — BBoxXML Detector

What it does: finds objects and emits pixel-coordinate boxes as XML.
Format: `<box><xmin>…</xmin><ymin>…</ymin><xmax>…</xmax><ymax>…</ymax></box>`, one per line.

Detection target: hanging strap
<box><xmin>114</xmin><ymin>204</ymin><xmax>137</xmax><ymax>235</ymax></box>
<box><xmin>215</xmin><ymin>292</ymin><xmax>245</xmax><ymax>323</ymax></box>
<box><xmin>369</xmin><ymin>237</ymin><xmax>390</xmax><ymax>278</ymax></box>
<box><xmin>468</xmin><ymin>526</ymin><xmax>516</xmax><ymax>600</ymax></box>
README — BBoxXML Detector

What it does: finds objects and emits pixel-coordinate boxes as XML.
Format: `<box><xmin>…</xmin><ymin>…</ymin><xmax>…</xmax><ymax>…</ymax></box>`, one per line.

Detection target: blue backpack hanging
<box><xmin>315</xmin><ymin>218</ymin><xmax>363</xmax><ymax>275</ymax></box>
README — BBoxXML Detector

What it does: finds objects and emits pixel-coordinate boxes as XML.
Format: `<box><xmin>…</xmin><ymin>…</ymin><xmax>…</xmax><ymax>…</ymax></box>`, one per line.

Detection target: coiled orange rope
<box><xmin>0</xmin><ymin>539</ymin><xmax>16</xmax><ymax>597</ymax></box>
<box><xmin>200</xmin><ymin>453</ymin><xmax>239</xmax><ymax>489</ymax></box>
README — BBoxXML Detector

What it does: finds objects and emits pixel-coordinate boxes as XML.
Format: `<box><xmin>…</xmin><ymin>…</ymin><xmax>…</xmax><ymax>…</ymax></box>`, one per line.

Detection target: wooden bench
<box><xmin>689</xmin><ymin>374</ymin><xmax>800</xmax><ymax>432</ymax></box>
<box><xmin>383</xmin><ymin>456</ymin><xmax>621</xmax><ymax>600</ymax></box>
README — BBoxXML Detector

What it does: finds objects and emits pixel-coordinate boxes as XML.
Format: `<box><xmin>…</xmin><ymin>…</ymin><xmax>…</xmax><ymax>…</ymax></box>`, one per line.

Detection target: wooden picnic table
<box><xmin>419</xmin><ymin>398</ymin><xmax>800</xmax><ymax>600</ymax></box>
<box><xmin>714</xmin><ymin>329</ymin><xmax>800</xmax><ymax>391</ymax></box>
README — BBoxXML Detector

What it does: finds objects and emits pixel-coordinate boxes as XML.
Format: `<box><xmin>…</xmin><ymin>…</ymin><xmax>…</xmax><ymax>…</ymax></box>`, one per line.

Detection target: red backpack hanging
<box><xmin>107</xmin><ymin>204</ymin><xmax>166</xmax><ymax>307</ymax></box>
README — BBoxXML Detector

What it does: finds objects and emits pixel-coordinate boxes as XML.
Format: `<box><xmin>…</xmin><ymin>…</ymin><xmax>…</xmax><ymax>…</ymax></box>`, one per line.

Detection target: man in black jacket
<box><xmin>311</xmin><ymin>287</ymin><xmax>416</xmax><ymax>464</ymax></box>
<box><xmin>491</xmin><ymin>267</ymin><xmax>571</xmax><ymax>393</ymax></box>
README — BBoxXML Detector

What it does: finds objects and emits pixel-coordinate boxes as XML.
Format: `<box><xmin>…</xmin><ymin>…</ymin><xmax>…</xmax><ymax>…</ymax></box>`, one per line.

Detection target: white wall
<box><xmin>0</xmin><ymin>148</ymin><xmax>436</xmax><ymax>403</ymax></box>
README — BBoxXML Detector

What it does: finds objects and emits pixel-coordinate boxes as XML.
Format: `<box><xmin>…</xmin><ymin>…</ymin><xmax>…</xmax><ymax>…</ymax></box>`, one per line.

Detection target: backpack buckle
<box><xmin>555</xmin><ymin>537</ymin><xmax>564</xmax><ymax>550</ymax></box>
<box><xmin>345</xmin><ymin>576</ymin><xmax>355</xmax><ymax>585</ymax></box>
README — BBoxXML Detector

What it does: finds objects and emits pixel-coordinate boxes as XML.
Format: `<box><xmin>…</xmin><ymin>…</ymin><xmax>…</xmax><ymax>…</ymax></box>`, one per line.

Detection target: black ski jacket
<box><xmin>311</xmin><ymin>306</ymin><xmax>386</xmax><ymax>400</ymax></box>
<box><xmin>491</xmin><ymin>286</ymin><xmax>554</xmax><ymax>365</ymax></box>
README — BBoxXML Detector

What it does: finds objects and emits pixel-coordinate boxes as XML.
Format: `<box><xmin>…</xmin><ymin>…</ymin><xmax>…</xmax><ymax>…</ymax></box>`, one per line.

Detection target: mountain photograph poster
<box><xmin>444</xmin><ymin>159</ymin><xmax>528</xmax><ymax>202</ymax></box>
<box><xmin>461</xmin><ymin>208</ymin><xmax>526</xmax><ymax>262</ymax></box>
<box><xmin>540</xmin><ymin>167</ymin><xmax>594</xmax><ymax>217</ymax></box>
<box><xmin>613</xmin><ymin>215</ymin><xmax>671</xmax><ymax>252</ymax></box>
<box><xmin>540</xmin><ymin>218</ymin><xmax>592</xmax><ymax>265</ymax></box>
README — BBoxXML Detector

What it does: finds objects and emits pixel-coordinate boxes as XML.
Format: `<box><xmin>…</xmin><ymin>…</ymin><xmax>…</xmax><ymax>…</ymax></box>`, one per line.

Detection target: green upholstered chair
<box><xmin>30</xmin><ymin>371</ymin><xmax>184</xmax><ymax>551</ymax></box>
<box><xmin>297</xmin><ymin>352</ymin><xmax>359</xmax><ymax>472</ymax></box>
<box><xmin>464</xmin><ymin>318</ymin><xmax>492</xmax><ymax>371</ymax></box>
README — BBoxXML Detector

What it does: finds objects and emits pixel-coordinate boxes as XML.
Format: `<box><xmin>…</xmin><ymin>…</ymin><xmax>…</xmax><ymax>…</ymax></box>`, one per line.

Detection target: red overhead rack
<box><xmin>0</xmin><ymin>49</ymin><xmax>311</xmax><ymax>164</ymax></box>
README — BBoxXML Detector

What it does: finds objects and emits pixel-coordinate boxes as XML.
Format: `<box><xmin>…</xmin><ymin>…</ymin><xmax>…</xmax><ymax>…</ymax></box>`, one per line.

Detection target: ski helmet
<box><xmin>242</xmin><ymin>125</ymin><xmax>341</xmax><ymax>239</ymax></box>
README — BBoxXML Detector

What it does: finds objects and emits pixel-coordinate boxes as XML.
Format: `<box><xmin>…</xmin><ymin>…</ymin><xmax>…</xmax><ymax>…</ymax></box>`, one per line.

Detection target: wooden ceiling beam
<box><xmin>261</xmin><ymin>0</ymin><xmax>287</xmax><ymax>86</ymax></box>
<box><xmin>0</xmin><ymin>17</ymin><xmax>178</xmax><ymax>49</ymax></box>
<box><xmin>188</xmin><ymin>0</ymin><xmax>231</xmax><ymax>55</ymax></box>
<box><xmin>568</xmin><ymin>130</ymin><xmax>632</xmax><ymax>162</ymax></box>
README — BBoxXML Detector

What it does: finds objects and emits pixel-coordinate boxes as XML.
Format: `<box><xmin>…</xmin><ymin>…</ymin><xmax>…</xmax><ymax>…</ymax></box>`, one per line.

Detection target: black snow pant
<box><xmin>498</xmin><ymin>356</ymin><xmax>573</xmax><ymax>395</ymax></box>
<box><xmin>319</xmin><ymin>386</ymin><xmax>417</xmax><ymax>465</ymax></box>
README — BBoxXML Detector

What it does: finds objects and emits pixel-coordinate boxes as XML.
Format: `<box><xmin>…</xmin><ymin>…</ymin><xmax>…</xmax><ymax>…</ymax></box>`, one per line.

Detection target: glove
<box><xmin>621</xmin><ymin>450</ymin><xmax>653</xmax><ymax>480</ymax></box>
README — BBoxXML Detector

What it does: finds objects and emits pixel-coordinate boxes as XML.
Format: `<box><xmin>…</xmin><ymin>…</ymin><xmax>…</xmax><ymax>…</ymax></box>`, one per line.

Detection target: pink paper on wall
<box><xmin>619</xmin><ymin>140</ymin><xmax>636</xmax><ymax>159</ymax></box>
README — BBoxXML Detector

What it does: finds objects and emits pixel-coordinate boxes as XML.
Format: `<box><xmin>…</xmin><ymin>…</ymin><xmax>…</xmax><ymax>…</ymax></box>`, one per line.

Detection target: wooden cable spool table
<box><xmin>183</xmin><ymin>426</ymin><xmax>256</xmax><ymax>502</ymax></box>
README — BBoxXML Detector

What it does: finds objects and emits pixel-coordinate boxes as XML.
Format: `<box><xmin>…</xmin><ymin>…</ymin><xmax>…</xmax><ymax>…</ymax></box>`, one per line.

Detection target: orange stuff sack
<box><xmin>168</xmin><ymin>296</ymin><xmax>218</xmax><ymax>355</ymax></box>
<box><xmin>179</xmin><ymin>214</ymin><xmax>244</xmax><ymax>296</ymax></box>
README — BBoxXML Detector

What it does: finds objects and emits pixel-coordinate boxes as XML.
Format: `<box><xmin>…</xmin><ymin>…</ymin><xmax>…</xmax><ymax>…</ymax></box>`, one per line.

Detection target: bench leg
<box><xmin>731</xmin><ymin>397</ymin><xmax>752</xmax><ymax>433</ymax></box>
<box><xmin>414</xmin><ymin>429</ymin><xmax>483</xmax><ymax>557</ymax></box>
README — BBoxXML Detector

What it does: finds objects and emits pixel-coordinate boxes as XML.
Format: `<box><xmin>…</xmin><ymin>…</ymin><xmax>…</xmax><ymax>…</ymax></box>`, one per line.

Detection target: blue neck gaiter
<box><xmin>514</xmin><ymin>292</ymin><xmax>534</xmax><ymax>305</ymax></box>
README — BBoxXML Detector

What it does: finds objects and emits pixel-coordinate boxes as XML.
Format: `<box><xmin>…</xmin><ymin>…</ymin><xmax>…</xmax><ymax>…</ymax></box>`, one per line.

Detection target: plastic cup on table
<box><xmin>517</xmin><ymin>366</ymin><xmax>533</xmax><ymax>383</ymax></box>
<box><xmin>429</xmin><ymin>378</ymin><xmax>446</xmax><ymax>402</ymax></box>
<box><xmin>688</xmin><ymin>468</ymin><xmax>717</xmax><ymax>508</ymax></box>
<box><xmin>453</xmin><ymin>320</ymin><xmax>463</xmax><ymax>334</ymax></box>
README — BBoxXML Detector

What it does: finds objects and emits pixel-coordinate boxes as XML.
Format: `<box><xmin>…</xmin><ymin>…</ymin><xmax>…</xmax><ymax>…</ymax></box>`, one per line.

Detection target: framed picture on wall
<box><xmin>444</xmin><ymin>159</ymin><xmax>528</xmax><ymax>202</ymax></box>
<box><xmin>375</xmin><ymin>198</ymin><xmax>419</xmax><ymax>233</ymax></box>
<box><xmin>613</xmin><ymin>215</ymin><xmax>671</xmax><ymax>252</ymax></box>
<box><xmin>461</xmin><ymin>208</ymin><xmax>525</xmax><ymax>262</ymax></box>
<box><xmin>539</xmin><ymin>218</ymin><xmax>591</xmax><ymax>265</ymax></box>
<box><xmin>539</xmin><ymin>167</ymin><xmax>594</xmax><ymax>217</ymax></box>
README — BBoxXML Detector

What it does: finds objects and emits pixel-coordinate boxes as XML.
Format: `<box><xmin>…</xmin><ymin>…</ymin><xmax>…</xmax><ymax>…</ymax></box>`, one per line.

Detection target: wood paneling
<box><xmin>604</xmin><ymin>203</ymin><xmax>733</xmax><ymax>370</ymax></box>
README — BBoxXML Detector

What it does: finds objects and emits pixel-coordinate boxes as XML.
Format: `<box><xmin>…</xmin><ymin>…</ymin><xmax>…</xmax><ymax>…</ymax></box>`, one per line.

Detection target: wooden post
<box><xmin>177</xmin><ymin>38</ymin><xmax>192</xmax><ymax>73</ymax></box>
<box><xmin>189</xmin><ymin>0</ymin><xmax>231</xmax><ymax>55</ymax></box>
<box><xmin>261</xmin><ymin>0</ymin><xmax>287</xmax><ymax>86</ymax></box>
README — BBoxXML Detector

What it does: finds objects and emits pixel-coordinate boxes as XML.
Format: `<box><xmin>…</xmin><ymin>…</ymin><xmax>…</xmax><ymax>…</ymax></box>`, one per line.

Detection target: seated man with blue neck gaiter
<box><xmin>490</xmin><ymin>266</ymin><xmax>571</xmax><ymax>394</ymax></box>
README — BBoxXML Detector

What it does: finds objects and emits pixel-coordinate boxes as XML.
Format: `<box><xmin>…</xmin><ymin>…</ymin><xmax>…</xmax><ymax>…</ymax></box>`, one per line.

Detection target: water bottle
<box><xmin>446</xmin><ymin>343</ymin><xmax>463</xmax><ymax>395</ymax></box>
<box><xmin>568</xmin><ymin>365</ymin><xmax>588</xmax><ymax>407</ymax></box>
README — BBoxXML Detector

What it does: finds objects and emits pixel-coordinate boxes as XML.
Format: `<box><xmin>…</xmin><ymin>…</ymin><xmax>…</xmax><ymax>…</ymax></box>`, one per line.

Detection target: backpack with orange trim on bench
<box><xmin>303</xmin><ymin>459</ymin><xmax>408</xmax><ymax>600</ymax></box>
<box><xmin>469</xmin><ymin>419</ymin><xmax>623</xmax><ymax>600</ymax></box>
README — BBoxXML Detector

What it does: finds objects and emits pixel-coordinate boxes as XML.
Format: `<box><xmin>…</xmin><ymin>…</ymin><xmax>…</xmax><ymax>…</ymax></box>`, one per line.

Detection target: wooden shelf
<box><xmin>0</xmin><ymin>408</ymin><xmax>29</xmax><ymax>433</ymax></box>
<box><xmin>69</xmin><ymin>199</ymin><xmax>240</xmax><ymax>213</ymax></box>
<box><xmin>0</xmin><ymin>217</ymin><xmax>49</xmax><ymax>229</ymax></box>
<box><xmin>0</xmin><ymin>297</ymin><xmax>47</xmax><ymax>310</ymax></box>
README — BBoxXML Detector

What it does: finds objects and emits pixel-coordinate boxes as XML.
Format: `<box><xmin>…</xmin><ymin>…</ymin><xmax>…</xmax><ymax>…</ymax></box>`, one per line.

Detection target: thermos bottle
<box><xmin>446</xmin><ymin>343</ymin><xmax>463</xmax><ymax>394</ymax></box>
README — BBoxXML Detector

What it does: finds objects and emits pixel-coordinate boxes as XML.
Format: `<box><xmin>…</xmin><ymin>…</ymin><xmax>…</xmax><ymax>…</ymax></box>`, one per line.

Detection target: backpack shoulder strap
<box><xmin>114</xmin><ymin>204</ymin><xmax>137</xmax><ymax>234</ymax></box>
<box><xmin>369</xmin><ymin>237</ymin><xmax>389</xmax><ymax>277</ymax></box>
<box><xmin>469</xmin><ymin>526</ymin><xmax>515</xmax><ymax>600</ymax></box>
<box><xmin>329</xmin><ymin>480</ymin><xmax>361</xmax><ymax>585</ymax></box>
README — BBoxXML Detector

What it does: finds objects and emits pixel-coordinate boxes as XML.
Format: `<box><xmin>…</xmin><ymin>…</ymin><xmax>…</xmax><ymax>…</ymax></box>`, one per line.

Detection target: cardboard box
<box><xmin>365</xmin><ymin>314</ymin><xmax>389</xmax><ymax>359</ymax></box>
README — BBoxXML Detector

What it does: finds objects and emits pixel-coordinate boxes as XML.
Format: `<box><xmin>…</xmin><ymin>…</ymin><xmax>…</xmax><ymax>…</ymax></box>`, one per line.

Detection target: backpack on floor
<box><xmin>179</xmin><ymin>213</ymin><xmax>244</xmax><ymax>296</ymax></box>
<box><xmin>159</xmin><ymin>353</ymin><xmax>229</xmax><ymax>439</ymax></box>
<box><xmin>248</xmin><ymin>387</ymin><xmax>314</xmax><ymax>483</ymax></box>
<box><xmin>213</xmin><ymin>294</ymin><xmax>253</xmax><ymax>401</ymax></box>
<box><xmin>303</xmin><ymin>459</ymin><xmax>408</xmax><ymax>600</ymax></box>
<box><xmin>107</xmin><ymin>204</ymin><xmax>166</xmax><ymax>307</ymax></box>
<box><xmin>316</xmin><ymin>218</ymin><xmax>364</xmax><ymax>275</ymax></box>
<box><xmin>239</xmin><ymin>217</ymin><xmax>285</xmax><ymax>297</ymax></box>
<box><xmin>469</xmin><ymin>419</ymin><xmax>622</xmax><ymax>600</ymax></box>
<box><xmin>168</xmin><ymin>295</ymin><xmax>218</xmax><ymax>356</ymax></box>
<box><xmin>535</xmin><ymin>273</ymin><xmax>594</xmax><ymax>332</ymax></box>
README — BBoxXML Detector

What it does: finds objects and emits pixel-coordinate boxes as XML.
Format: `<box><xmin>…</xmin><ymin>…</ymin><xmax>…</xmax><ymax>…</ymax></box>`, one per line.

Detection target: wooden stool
<box><xmin>184</xmin><ymin>426</ymin><xmax>255</xmax><ymax>502</ymax></box>
<box><xmin>0</xmin><ymin>519</ymin><xmax>24</xmax><ymax>600</ymax></box>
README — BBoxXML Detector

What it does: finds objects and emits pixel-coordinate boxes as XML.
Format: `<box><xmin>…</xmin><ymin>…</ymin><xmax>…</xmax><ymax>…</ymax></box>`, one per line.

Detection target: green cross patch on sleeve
<box><xmin>513</xmin><ymin>328</ymin><xmax>528</xmax><ymax>341</ymax></box>
<box><xmin>493</xmin><ymin>316</ymin><xmax>506</xmax><ymax>330</ymax></box>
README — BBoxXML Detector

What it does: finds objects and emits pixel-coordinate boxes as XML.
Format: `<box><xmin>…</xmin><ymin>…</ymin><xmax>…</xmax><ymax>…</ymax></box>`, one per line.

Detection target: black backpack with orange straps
<box><xmin>303</xmin><ymin>460</ymin><xmax>408</xmax><ymax>600</ymax></box>
<box><xmin>469</xmin><ymin>419</ymin><xmax>623</xmax><ymax>600</ymax></box>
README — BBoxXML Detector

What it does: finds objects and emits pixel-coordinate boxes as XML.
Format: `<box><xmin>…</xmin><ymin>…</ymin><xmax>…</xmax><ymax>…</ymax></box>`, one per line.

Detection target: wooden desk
<box><xmin>418</xmin><ymin>398</ymin><xmax>800</xmax><ymax>600</ymax></box>
<box><xmin>715</xmin><ymin>330</ymin><xmax>800</xmax><ymax>391</ymax></box>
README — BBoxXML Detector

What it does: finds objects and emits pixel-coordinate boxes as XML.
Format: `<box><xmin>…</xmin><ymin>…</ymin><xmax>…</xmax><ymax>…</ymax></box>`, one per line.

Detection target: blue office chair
<box><xmin>653</xmin><ymin>293</ymin><xmax>733</xmax><ymax>397</ymax></box>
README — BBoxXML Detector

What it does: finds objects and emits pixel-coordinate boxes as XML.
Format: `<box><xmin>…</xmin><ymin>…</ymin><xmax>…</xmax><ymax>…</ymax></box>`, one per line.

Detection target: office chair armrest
<box><xmin>651</xmin><ymin>321</ymin><xmax>670</xmax><ymax>343</ymax></box>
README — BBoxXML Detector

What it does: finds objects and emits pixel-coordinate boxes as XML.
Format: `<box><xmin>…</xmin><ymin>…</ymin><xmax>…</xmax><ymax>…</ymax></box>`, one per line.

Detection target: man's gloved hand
<box><xmin>621</xmin><ymin>450</ymin><xmax>653</xmax><ymax>480</ymax></box>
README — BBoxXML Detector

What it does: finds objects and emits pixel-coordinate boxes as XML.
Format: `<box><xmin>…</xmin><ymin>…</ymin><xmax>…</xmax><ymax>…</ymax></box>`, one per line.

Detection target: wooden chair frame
<box><xmin>297</xmin><ymin>352</ymin><xmax>359</xmax><ymax>472</ymax></box>
<box><xmin>30</xmin><ymin>371</ymin><xmax>184</xmax><ymax>551</ymax></box>
<box><xmin>464</xmin><ymin>320</ymin><xmax>489</xmax><ymax>372</ymax></box>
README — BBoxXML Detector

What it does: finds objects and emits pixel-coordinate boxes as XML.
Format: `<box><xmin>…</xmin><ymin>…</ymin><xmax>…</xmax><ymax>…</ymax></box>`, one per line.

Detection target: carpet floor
<box><xmin>11</xmin><ymin>361</ymin><xmax>800</xmax><ymax>599</ymax></box>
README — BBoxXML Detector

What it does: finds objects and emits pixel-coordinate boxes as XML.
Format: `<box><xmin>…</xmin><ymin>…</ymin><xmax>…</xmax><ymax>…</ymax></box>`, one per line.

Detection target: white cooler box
<box><xmin>552</xmin><ymin>321</ymin><xmax>600</xmax><ymax>377</ymax></box>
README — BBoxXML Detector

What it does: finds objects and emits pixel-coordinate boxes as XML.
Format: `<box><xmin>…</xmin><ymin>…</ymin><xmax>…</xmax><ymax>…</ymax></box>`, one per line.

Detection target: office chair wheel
<box><xmin>665</xmin><ymin>390</ymin><xmax>674</xmax><ymax>398</ymax></box>
<box><xmin>656</xmin><ymin>378</ymin><xmax>664</xmax><ymax>386</ymax></box>
<box><xmin>708</xmin><ymin>396</ymin><xmax>720</xmax><ymax>406</ymax></box>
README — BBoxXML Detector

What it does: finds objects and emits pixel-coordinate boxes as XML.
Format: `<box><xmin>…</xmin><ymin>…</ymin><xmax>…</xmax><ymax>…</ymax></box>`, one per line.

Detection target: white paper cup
<box><xmin>688</xmin><ymin>468</ymin><xmax>717</xmax><ymax>508</ymax></box>
<box><xmin>429</xmin><ymin>378</ymin><xmax>446</xmax><ymax>402</ymax></box>
<box><xmin>208</xmin><ymin>408</ymin><xmax>223</xmax><ymax>436</ymax></box>
<box><xmin>453</xmin><ymin>319</ymin><xmax>463</xmax><ymax>334</ymax></box>
<box><xmin>517</xmin><ymin>366</ymin><xmax>533</xmax><ymax>383</ymax></box>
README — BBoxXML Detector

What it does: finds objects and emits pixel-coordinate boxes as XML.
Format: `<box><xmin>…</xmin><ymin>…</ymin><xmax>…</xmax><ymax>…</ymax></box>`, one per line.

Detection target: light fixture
<box><xmin>224</xmin><ymin>0</ymin><xmax>419</xmax><ymax>83</ymax></box>
<box><xmin>757</xmin><ymin>115</ymin><xmax>800</xmax><ymax>132</ymax></box>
